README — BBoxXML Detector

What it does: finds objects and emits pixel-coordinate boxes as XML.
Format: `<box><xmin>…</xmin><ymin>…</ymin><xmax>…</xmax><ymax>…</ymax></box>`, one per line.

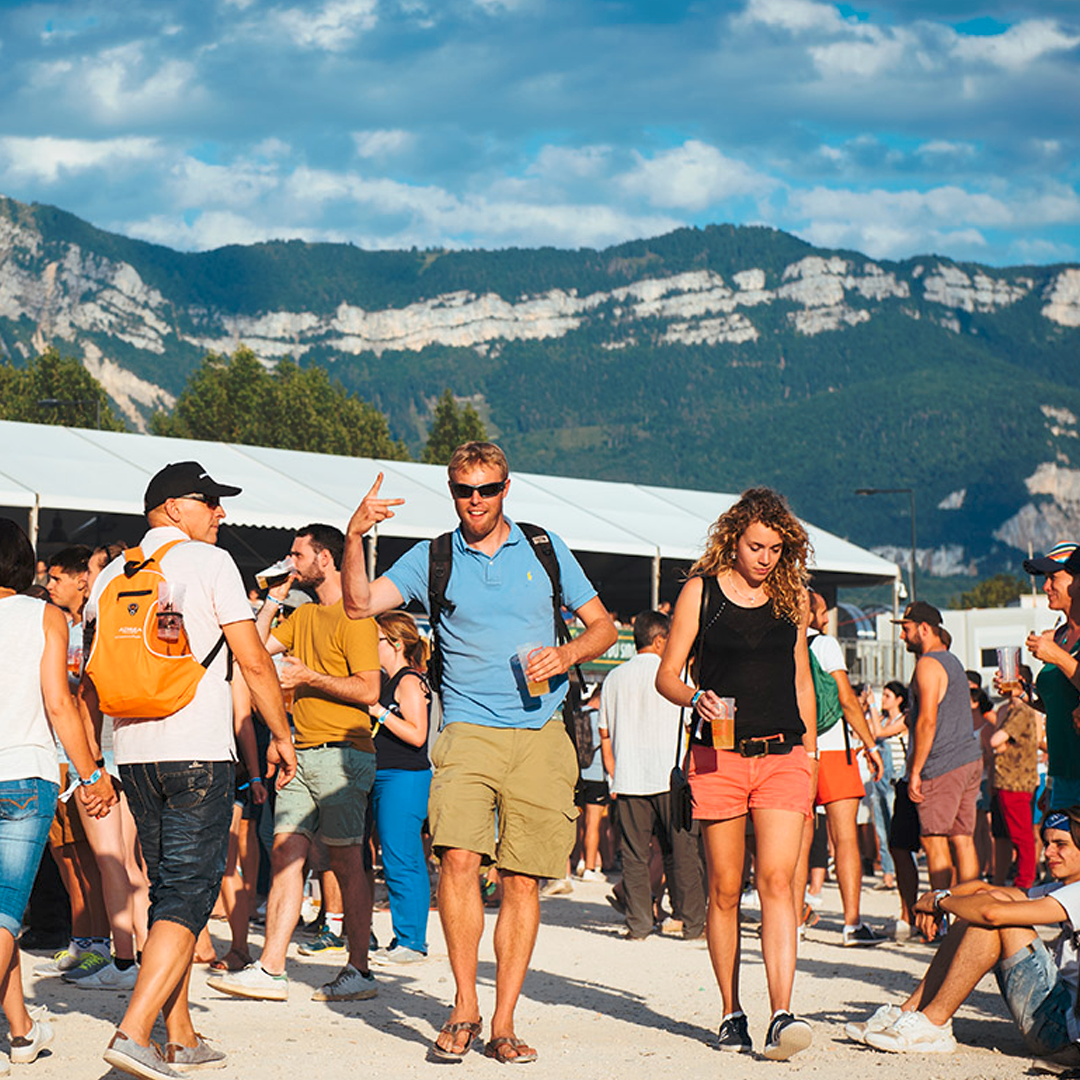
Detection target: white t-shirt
<box><xmin>810</xmin><ymin>632</ymin><xmax>852</xmax><ymax>753</ymax></box>
<box><xmin>85</xmin><ymin>526</ymin><xmax>254</xmax><ymax>765</ymax></box>
<box><xmin>599</xmin><ymin>651</ymin><xmax>681</xmax><ymax>796</ymax></box>
<box><xmin>1029</xmin><ymin>878</ymin><xmax>1080</xmax><ymax>1043</ymax></box>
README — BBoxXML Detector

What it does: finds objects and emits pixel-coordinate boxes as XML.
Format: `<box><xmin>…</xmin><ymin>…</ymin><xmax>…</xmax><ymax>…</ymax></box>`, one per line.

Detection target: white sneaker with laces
<box><xmin>10</xmin><ymin>1019</ymin><xmax>54</xmax><ymax>1064</ymax></box>
<box><xmin>73</xmin><ymin>960</ymin><xmax>139</xmax><ymax>990</ymax></box>
<box><xmin>845</xmin><ymin>1003</ymin><xmax>902</xmax><ymax>1044</ymax></box>
<box><xmin>579</xmin><ymin>868</ymin><xmax>606</xmax><ymax>883</ymax></box>
<box><xmin>210</xmin><ymin>962</ymin><xmax>289</xmax><ymax>1001</ymax></box>
<box><xmin>35</xmin><ymin>946</ymin><xmax>86</xmax><ymax>976</ymax></box>
<box><xmin>865</xmin><ymin>1010</ymin><xmax>957</xmax><ymax>1053</ymax></box>
<box><xmin>312</xmin><ymin>964</ymin><xmax>377</xmax><ymax>1001</ymax></box>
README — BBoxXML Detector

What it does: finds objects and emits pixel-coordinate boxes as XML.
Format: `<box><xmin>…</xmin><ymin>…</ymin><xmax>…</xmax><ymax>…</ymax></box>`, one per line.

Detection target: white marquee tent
<box><xmin>0</xmin><ymin>420</ymin><xmax>899</xmax><ymax>602</ymax></box>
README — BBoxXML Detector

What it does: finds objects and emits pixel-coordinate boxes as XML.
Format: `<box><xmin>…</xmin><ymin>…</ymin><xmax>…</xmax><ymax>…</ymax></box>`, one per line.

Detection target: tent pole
<box><xmin>29</xmin><ymin>495</ymin><xmax>39</xmax><ymax>553</ymax></box>
<box><xmin>651</xmin><ymin>552</ymin><xmax>660</xmax><ymax>610</ymax></box>
<box><xmin>368</xmin><ymin>528</ymin><xmax>378</xmax><ymax>580</ymax></box>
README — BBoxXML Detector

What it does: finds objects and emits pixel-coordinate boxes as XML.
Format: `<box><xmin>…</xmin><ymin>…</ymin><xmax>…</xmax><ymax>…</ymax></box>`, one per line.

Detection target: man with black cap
<box><xmin>84</xmin><ymin>462</ymin><xmax>297</xmax><ymax>1080</ymax></box>
<box><xmin>896</xmin><ymin>600</ymin><xmax>982</xmax><ymax>939</ymax></box>
<box><xmin>1022</xmin><ymin>542</ymin><xmax>1080</xmax><ymax>812</ymax></box>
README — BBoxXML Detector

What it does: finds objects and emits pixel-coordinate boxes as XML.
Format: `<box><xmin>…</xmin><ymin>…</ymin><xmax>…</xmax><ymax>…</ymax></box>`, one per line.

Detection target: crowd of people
<box><xmin>2</xmin><ymin>442</ymin><xmax>1080</xmax><ymax>1076</ymax></box>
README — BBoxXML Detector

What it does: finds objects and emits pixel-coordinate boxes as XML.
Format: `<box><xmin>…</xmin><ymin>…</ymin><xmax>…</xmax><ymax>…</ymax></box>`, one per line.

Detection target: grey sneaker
<box><xmin>72</xmin><ymin>959</ymin><xmax>139</xmax><ymax>990</ymax></box>
<box><xmin>164</xmin><ymin>1034</ymin><xmax>226</xmax><ymax>1071</ymax></box>
<box><xmin>62</xmin><ymin>950</ymin><xmax>109</xmax><ymax>982</ymax></box>
<box><xmin>370</xmin><ymin>945</ymin><xmax>427</xmax><ymax>966</ymax></box>
<box><xmin>210</xmin><ymin>962</ymin><xmax>288</xmax><ymax>1001</ymax></box>
<box><xmin>312</xmin><ymin>964</ymin><xmax>377</xmax><ymax>1001</ymax></box>
<box><xmin>36</xmin><ymin>946</ymin><xmax>87</xmax><ymax>976</ymax></box>
<box><xmin>10</xmin><ymin>1019</ymin><xmax>54</xmax><ymax>1064</ymax></box>
<box><xmin>103</xmin><ymin>1030</ymin><xmax>184</xmax><ymax>1079</ymax></box>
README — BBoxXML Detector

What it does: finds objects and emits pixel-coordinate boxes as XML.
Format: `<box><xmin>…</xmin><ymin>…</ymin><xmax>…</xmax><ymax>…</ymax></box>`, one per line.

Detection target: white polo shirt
<box><xmin>85</xmin><ymin>526</ymin><xmax>253</xmax><ymax>765</ymax></box>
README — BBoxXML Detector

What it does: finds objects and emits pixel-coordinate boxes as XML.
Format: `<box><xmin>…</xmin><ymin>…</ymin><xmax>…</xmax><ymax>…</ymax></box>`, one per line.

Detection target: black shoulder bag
<box><xmin>671</xmin><ymin>575</ymin><xmax>711</xmax><ymax>831</ymax></box>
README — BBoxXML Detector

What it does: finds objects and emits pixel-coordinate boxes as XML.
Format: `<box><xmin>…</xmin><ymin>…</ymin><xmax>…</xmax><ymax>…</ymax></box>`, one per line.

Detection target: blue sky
<box><xmin>0</xmin><ymin>0</ymin><xmax>1077</xmax><ymax>265</ymax></box>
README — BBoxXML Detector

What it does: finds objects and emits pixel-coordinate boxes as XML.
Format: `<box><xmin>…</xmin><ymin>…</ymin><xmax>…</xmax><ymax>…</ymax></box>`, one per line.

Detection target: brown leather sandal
<box><xmin>208</xmin><ymin>949</ymin><xmax>253</xmax><ymax>972</ymax></box>
<box><xmin>429</xmin><ymin>1018</ymin><xmax>482</xmax><ymax>1062</ymax></box>
<box><xmin>484</xmin><ymin>1036</ymin><xmax>538</xmax><ymax>1064</ymax></box>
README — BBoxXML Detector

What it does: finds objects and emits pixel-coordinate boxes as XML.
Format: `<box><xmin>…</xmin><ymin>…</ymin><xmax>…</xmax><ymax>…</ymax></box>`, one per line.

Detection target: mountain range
<box><xmin>2</xmin><ymin>193</ymin><xmax>1079</xmax><ymax>575</ymax></box>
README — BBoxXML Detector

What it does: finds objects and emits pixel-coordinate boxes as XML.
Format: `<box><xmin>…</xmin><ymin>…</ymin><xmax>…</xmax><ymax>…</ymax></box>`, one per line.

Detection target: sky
<box><xmin>0</xmin><ymin>0</ymin><xmax>1077</xmax><ymax>265</ymax></box>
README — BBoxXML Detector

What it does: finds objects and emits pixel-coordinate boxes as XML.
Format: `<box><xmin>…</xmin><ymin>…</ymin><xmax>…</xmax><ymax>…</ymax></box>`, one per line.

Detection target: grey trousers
<box><xmin>616</xmin><ymin>791</ymin><xmax>707</xmax><ymax>938</ymax></box>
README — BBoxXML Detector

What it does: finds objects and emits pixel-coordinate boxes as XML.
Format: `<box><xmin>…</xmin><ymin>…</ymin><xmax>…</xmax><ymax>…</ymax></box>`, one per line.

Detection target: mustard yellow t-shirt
<box><xmin>271</xmin><ymin>599</ymin><xmax>378</xmax><ymax>753</ymax></box>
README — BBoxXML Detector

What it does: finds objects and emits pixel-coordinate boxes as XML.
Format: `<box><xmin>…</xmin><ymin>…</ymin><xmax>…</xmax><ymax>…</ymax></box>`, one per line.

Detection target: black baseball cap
<box><xmin>144</xmin><ymin>461</ymin><xmax>242</xmax><ymax>513</ymax></box>
<box><xmin>891</xmin><ymin>600</ymin><xmax>943</xmax><ymax>627</ymax></box>
<box><xmin>1023</xmin><ymin>542</ymin><xmax>1080</xmax><ymax>577</ymax></box>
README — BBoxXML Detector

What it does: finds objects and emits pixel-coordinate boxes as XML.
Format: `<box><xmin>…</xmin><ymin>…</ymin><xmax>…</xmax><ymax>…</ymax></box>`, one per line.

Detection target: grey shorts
<box><xmin>273</xmin><ymin>745</ymin><xmax>375</xmax><ymax>846</ymax></box>
<box><xmin>995</xmin><ymin>937</ymin><xmax>1080</xmax><ymax>1062</ymax></box>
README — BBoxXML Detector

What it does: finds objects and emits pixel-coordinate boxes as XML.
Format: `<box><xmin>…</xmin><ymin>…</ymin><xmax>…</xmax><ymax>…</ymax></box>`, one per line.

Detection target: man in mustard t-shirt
<box><xmin>213</xmin><ymin>524</ymin><xmax>381</xmax><ymax>1005</ymax></box>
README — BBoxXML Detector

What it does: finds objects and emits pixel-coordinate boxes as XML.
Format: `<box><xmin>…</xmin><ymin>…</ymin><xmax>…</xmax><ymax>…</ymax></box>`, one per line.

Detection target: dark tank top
<box><xmin>374</xmin><ymin>668</ymin><xmax>432</xmax><ymax>771</ymax></box>
<box><xmin>694</xmin><ymin>576</ymin><xmax>804</xmax><ymax>744</ymax></box>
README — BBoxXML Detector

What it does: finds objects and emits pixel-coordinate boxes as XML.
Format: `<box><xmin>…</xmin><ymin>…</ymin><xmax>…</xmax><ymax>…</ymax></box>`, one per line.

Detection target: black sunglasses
<box><xmin>177</xmin><ymin>492</ymin><xmax>221</xmax><ymax>509</ymax></box>
<box><xmin>449</xmin><ymin>480</ymin><xmax>506</xmax><ymax>500</ymax></box>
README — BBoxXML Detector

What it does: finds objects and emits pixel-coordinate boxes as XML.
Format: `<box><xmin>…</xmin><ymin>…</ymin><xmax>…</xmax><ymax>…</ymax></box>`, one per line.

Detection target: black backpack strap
<box><xmin>200</xmin><ymin>633</ymin><xmax>227</xmax><ymax>671</ymax></box>
<box><xmin>426</xmin><ymin>532</ymin><xmax>455</xmax><ymax>695</ymax></box>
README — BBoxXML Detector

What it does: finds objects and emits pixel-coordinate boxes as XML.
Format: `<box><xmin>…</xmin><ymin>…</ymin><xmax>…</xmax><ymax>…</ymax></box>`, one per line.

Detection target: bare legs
<box><xmin>0</xmin><ymin>931</ymin><xmax>31</xmax><ymax>1040</ymax></box>
<box><xmin>824</xmin><ymin>798</ymin><xmax>863</xmax><ymax>927</ymax></box>
<box><xmin>117</xmin><ymin>920</ymin><xmax>199</xmax><ymax>1046</ymax></box>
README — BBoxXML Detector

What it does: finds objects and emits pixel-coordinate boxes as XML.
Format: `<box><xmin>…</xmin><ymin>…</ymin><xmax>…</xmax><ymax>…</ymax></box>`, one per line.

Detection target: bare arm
<box><xmin>908</xmin><ymin>655</ymin><xmax>948</xmax><ymax>802</ymax></box>
<box><xmin>254</xmin><ymin>580</ymin><xmax>291</xmax><ymax>653</ymax></box>
<box><xmin>278</xmin><ymin>658</ymin><xmax>380</xmax><ymax>706</ymax></box>
<box><xmin>832</xmin><ymin>667</ymin><xmax>883</xmax><ymax>780</ymax></box>
<box><xmin>372</xmin><ymin>672</ymin><xmax>429</xmax><ymax>748</ymax></box>
<box><xmin>525</xmin><ymin>595</ymin><xmax>617</xmax><ymax>684</ymax></box>
<box><xmin>223</xmin><ymin>619</ymin><xmax>297</xmax><ymax>789</ymax></box>
<box><xmin>231</xmin><ymin>676</ymin><xmax>267</xmax><ymax>804</ymax></box>
<box><xmin>1027</xmin><ymin>628</ymin><xmax>1080</xmax><ymax>689</ymax></box>
<box><xmin>917</xmin><ymin>882</ymin><xmax>1069</xmax><ymax>929</ymax></box>
<box><xmin>599</xmin><ymin>729</ymin><xmax>615</xmax><ymax>784</ymax></box>
<box><xmin>342</xmin><ymin>473</ymin><xmax>407</xmax><ymax>619</ymax></box>
<box><xmin>43</xmin><ymin>606</ymin><xmax>115</xmax><ymax>816</ymax></box>
<box><xmin>793</xmin><ymin>593</ymin><xmax>817</xmax><ymax>758</ymax></box>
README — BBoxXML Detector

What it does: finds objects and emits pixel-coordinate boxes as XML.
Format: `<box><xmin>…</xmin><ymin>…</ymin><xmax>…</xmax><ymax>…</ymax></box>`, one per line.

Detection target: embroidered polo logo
<box><xmin>128</xmin><ymin>603</ymin><xmax>139</xmax><ymax>616</ymax></box>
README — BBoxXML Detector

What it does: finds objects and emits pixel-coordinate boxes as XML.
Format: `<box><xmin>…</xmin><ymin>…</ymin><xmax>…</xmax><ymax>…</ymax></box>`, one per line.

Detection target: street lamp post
<box><xmin>855</xmin><ymin>487</ymin><xmax>917</xmax><ymax>600</ymax></box>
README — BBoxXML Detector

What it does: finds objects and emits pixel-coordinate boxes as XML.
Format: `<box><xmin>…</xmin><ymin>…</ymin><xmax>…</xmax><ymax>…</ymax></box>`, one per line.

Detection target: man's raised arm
<box><xmin>343</xmin><ymin>472</ymin><xmax>408</xmax><ymax>619</ymax></box>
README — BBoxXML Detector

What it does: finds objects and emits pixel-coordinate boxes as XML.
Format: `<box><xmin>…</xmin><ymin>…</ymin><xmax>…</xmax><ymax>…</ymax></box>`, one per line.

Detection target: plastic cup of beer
<box><xmin>157</xmin><ymin>582</ymin><xmax>186</xmax><ymax>643</ymax></box>
<box><xmin>996</xmin><ymin>646</ymin><xmax>1022</xmax><ymax>695</ymax></box>
<box><xmin>517</xmin><ymin>642</ymin><xmax>550</xmax><ymax>698</ymax></box>
<box><xmin>711</xmin><ymin>697</ymin><xmax>736</xmax><ymax>750</ymax></box>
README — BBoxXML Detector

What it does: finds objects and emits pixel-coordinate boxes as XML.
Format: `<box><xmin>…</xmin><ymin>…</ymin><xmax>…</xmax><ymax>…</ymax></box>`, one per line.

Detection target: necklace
<box><xmin>723</xmin><ymin>571</ymin><xmax>765</xmax><ymax>606</ymax></box>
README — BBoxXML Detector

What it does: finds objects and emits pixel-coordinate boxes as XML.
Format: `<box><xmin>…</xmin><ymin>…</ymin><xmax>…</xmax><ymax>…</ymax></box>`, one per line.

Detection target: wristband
<box><xmin>80</xmin><ymin>768</ymin><xmax>102</xmax><ymax>787</ymax></box>
<box><xmin>264</xmin><ymin>594</ymin><xmax>284</xmax><ymax>608</ymax></box>
<box><xmin>690</xmin><ymin>689</ymin><xmax>703</xmax><ymax>710</ymax></box>
<box><xmin>933</xmin><ymin>888</ymin><xmax>951</xmax><ymax>912</ymax></box>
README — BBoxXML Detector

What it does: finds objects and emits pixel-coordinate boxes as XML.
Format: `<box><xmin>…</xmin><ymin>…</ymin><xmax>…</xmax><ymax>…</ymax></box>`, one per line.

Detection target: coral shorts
<box><xmin>688</xmin><ymin>743</ymin><xmax>813</xmax><ymax>821</ymax></box>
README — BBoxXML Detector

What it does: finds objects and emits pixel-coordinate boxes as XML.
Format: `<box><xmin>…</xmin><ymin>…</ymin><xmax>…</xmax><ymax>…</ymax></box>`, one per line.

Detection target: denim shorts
<box><xmin>0</xmin><ymin>778</ymin><xmax>59</xmax><ymax>939</ymax></box>
<box><xmin>995</xmin><ymin>938</ymin><xmax>1080</xmax><ymax>1062</ymax></box>
<box><xmin>120</xmin><ymin>761</ymin><xmax>234</xmax><ymax>935</ymax></box>
<box><xmin>273</xmin><ymin>745</ymin><xmax>375</xmax><ymax>846</ymax></box>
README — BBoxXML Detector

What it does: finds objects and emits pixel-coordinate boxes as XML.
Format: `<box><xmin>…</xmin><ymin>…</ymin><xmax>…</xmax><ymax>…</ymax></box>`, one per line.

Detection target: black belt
<box><xmin>299</xmin><ymin>740</ymin><xmax>354</xmax><ymax>751</ymax></box>
<box><xmin>734</xmin><ymin>736</ymin><xmax>797</xmax><ymax>758</ymax></box>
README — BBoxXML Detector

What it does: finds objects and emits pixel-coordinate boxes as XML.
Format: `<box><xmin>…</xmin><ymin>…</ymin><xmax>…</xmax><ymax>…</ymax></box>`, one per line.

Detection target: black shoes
<box><xmin>763</xmin><ymin>1012</ymin><xmax>812</xmax><ymax>1060</ymax></box>
<box><xmin>717</xmin><ymin>1013</ymin><xmax>753</xmax><ymax>1053</ymax></box>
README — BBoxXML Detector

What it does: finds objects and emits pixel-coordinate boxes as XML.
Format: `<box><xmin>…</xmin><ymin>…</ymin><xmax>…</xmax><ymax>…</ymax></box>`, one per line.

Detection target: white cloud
<box><xmin>167</xmin><ymin>157</ymin><xmax>280</xmax><ymax>209</ymax></box>
<box><xmin>125</xmin><ymin>210</ymin><xmax>306</xmax><ymax>250</ymax></box>
<box><xmin>0</xmin><ymin>136</ymin><xmax>161</xmax><ymax>184</ymax></box>
<box><xmin>352</xmin><ymin>129</ymin><xmax>413</xmax><ymax>159</ymax></box>
<box><xmin>952</xmin><ymin>19</ymin><xmax>1080</xmax><ymax>71</ymax></box>
<box><xmin>527</xmin><ymin>144</ymin><xmax>611</xmax><ymax>180</ymax></box>
<box><xmin>809</xmin><ymin>35</ymin><xmax>906</xmax><ymax>78</ymax></box>
<box><xmin>264</xmin><ymin>0</ymin><xmax>378</xmax><ymax>51</ymax></box>
<box><xmin>736</xmin><ymin>0</ymin><xmax>846</xmax><ymax>35</ymax></box>
<box><xmin>252</xmin><ymin>137</ymin><xmax>292</xmax><ymax>159</ymax></box>
<box><xmin>916</xmin><ymin>140</ymin><xmax>977</xmax><ymax>158</ymax></box>
<box><xmin>618</xmin><ymin>140</ymin><xmax>773</xmax><ymax>211</ymax></box>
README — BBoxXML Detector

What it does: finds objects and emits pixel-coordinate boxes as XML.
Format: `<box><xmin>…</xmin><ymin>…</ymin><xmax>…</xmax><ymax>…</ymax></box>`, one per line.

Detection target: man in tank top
<box><xmin>896</xmin><ymin>601</ymin><xmax>982</xmax><ymax>939</ymax></box>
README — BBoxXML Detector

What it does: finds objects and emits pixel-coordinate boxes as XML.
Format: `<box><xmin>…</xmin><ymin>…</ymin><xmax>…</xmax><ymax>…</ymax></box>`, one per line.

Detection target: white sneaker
<box><xmin>210</xmin><ymin>962</ymin><xmax>289</xmax><ymax>1001</ymax></box>
<box><xmin>579</xmin><ymin>868</ymin><xmax>606</xmax><ymax>883</ymax></box>
<box><xmin>892</xmin><ymin>918</ymin><xmax>916</xmax><ymax>942</ymax></box>
<box><xmin>369</xmin><ymin>946</ymin><xmax>427</xmax><ymax>966</ymax></box>
<box><xmin>574</xmin><ymin>859</ymin><xmax>586</xmax><ymax>877</ymax></box>
<box><xmin>10</xmin><ymin>1019</ymin><xmax>54</xmax><ymax>1064</ymax></box>
<box><xmin>845</xmin><ymin>1003</ymin><xmax>902</xmax><ymax>1044</ymax></box>
<box><xmin>72</xmin><ymin>960</ymin><xmax>139</xmax><ymax>990</ymax></box>
<box><xmin>311</xmin><ymin>964</ymin><xmax>377</xmax><ymax>1001</ymax></box>
<box><xmin>61</xmin><ymin>950</ymin><xmax>110</xmax><ymax>982</ymax></box>
<box><xmin>539</xmin><ymin>877</ymin><xmax>573</xmax><ymax>897</ymax></box>
<box><xmin>865</xmin><ymin>1010</ymin><xmax>957</xmax><ymax>1053</ymax></box>
<box><xmin>36</xmin><ymin>946</ymin><xmax>87</xmax><ymax>976</ymax></box>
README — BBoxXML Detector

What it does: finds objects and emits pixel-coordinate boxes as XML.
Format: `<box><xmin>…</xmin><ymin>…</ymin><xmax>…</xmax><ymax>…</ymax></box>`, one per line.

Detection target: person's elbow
<box><xmin>596</xmin><ymin>616</ymin><xmax>618</xmax><ymax>651</ymax></box>
<box><xmin>355</xmin><ymin>674</ymin><xmax>380</xmax><ymax>705</ymax></box>
<box><xmin>342</xmin><ymin>591</ymin><xmax>373</xmax><ymax>620</ymax></box>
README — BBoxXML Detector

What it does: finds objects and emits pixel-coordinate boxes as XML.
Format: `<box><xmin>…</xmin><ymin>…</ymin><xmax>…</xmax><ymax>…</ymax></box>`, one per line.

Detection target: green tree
<box><xmin>422</xmin><ymin>388</ymin><xmax>488</xmax><ymax>464</ymax></box>
<box><xmin>0</xmin><ymin>347</ymin><xmax>124</xmax><ymax>430</ymax></box>
<box><xmin>949</xmin><ymin>573</ymin><xmax>1026</xmax><ymax>610</ymax></box>
<box><xmin>152</xmin><ymin>345</ymin><xmax>408</xmax><ymax>459</ymax></box>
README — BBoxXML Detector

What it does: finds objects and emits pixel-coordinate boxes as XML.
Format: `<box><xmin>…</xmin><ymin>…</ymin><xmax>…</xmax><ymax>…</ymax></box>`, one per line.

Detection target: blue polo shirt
<box><xmin>384</xmin><ymin>519</ymin><xmax>597</xmax><ymax>729</ymax></box>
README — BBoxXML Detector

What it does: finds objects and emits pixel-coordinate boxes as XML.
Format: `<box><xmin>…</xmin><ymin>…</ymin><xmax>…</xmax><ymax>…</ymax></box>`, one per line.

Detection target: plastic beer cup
<box><xmin>996</xmin><ymin>646</ymin><xmax>1021</xmax><ymax>695</ymax></box>
<box><xmin>711</xmin><ymin>697</ymin><xmax>736</xmax><ymax>750</ymax></box>
<box><xmin>516</xmin><ymin>642</ymin><xmax>550</xmax><ymax>697</ymax></box>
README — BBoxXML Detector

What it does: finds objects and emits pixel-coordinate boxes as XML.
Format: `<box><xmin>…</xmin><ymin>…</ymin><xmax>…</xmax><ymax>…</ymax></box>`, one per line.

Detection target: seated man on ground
<box><xmin>845</xmin><ymin>807</ymin><xmax>1080</xmax><ymax>1065</ymax></box>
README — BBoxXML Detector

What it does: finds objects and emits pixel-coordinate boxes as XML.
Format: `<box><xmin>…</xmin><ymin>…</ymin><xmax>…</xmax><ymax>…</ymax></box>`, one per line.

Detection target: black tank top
<box><xmin>694</xmin><ymin>576</ymin><xmax>804</xmax><ymax>744</ymax></box>
<box><xmin>374</xmin><ymin>669</ymin><xmax>432</xmax><ymax>771</ymax></box>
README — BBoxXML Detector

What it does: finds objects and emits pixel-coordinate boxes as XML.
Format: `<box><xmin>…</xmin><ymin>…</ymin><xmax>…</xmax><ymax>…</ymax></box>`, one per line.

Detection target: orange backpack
<box><xmin>85</xmin><ymin>540</ymin><xmax>226</xmax><ymax>719</ymax></box>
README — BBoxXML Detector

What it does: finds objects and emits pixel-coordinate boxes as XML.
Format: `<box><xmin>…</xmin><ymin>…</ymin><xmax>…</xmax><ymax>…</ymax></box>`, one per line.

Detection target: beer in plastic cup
<box><xmin>517</xmin><ymin>642</ymin><xmax>550</xmax><ymax>697</ymax></box>
<box><xmin>157</xmin><ymin>582</ymin><xmax>186</xmax><ymax>644</ymax></box>
<box><xmin>257</xmin><ymin>556</ymin><xmax>296</xmax><ymax>591</ymax></box>
<box><xmin>996</xmin><ymin>646</ymin><xmax>1022</xmax><ymax>695</ymax></box>
<box><xmin>711</xmin><ymin>697</ymin><xmax>736</xmax><ymax>750</ymax></box>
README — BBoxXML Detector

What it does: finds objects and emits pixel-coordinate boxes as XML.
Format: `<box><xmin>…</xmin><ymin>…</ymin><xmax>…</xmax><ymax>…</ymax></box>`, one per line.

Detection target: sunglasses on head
<box><xmin>177</xmin><ymin>492</ymin><xmax>221</xmax><ymax>509</ymax></box>
<box><xmin>449</xmin><ymin>480</ymin><xmax>506</xmax><ymax>500</ymax></box>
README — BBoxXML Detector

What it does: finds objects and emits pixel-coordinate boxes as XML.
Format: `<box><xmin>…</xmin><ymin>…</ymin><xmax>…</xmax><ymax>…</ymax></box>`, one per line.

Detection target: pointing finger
<box><xmin>365</xmin><ymin>472</ymin><xmax>384</xmax><ymax>500</ymax></box>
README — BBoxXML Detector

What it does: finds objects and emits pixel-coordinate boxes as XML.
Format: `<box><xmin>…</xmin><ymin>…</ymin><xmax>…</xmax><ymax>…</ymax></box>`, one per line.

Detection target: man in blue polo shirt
<box><xmin>343</xmin><ymin>441</ymin><xmax>616</xmax><ymax>1065</ymax></box>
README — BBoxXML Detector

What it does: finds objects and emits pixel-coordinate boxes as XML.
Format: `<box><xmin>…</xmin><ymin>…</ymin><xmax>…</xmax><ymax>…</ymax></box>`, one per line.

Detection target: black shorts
<box><xmin>889</xmin><ymin>778</ymin><xmax>921</xmax><ymax>852</ymax></box>
<box><xmin>808</xmin><ymin>812</ymin><xmax>829</xmax><ymax>870</ymax></box>
<box><xmin>575</xmin><ymin>779</ymin><xmax>610</xmax><ymax>807</ymax></box>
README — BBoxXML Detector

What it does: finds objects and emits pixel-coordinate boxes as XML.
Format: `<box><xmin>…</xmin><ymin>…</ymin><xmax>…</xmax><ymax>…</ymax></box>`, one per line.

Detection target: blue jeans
<box><xmin>121</xmin><ymin>761</ymin><xmax>233</xmax><ymax>934</ymax></box>
<box><xmin>371</xmin><ymin>768</ymin><xmax>432</xmax><ymax>954</ymax></box>
<box><xmin>0</xmin><ymin>778</ymin><xmax>59</xmax><ymax>939</ymax></box>
<box><xmin>995</xmin><ymin>938</ymin><xmax>1080</xmax><ymax>1062</ymax></box>
<box><xmin>865</xmin><ymin>777</ymin><xmax>896</xmax><ymax>877</ymax></box>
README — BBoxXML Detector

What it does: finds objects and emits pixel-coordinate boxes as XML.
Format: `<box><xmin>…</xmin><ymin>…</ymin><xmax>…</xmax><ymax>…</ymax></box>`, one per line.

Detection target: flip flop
<box><xmin>208</xmin><ymin>949</ymin><xmax>253</xmax><ymax>973</ymax></box>
<box><xmin>484</xmin><ymin>1036</ymin><xmax>538</xmax><ymax>1064</ymax></box>
<box><xmin>429</xmin><ymin>1018</ymin><xmax>482</xmax><ymax>1062</ymax></box>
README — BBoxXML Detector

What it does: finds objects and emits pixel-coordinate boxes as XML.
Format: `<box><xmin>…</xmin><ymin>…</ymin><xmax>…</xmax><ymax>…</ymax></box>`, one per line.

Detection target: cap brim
<box><xmin>206</xmin><ymin>481</ymin><xmax>242</xmax><ymax>498</ymax></box>
<box><xmin>1024</xmin><ymin>557</ymin><xmax>1063</xmax><ymax>575</ymax></box>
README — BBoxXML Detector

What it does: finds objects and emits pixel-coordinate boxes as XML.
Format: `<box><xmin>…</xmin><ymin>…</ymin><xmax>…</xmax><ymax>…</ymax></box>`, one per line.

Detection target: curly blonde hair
<box><xmin>689</xmin><ymin>487</ymin><xmax>811</xmax><ymax>622</ymax></box>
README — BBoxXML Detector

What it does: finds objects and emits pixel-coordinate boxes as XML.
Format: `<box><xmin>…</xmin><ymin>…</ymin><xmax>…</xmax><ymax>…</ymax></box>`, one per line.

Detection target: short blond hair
<box><xmin>447</xmin><ymin>441</ymin><xmax>509</xmax><ymax>481</ymax></box>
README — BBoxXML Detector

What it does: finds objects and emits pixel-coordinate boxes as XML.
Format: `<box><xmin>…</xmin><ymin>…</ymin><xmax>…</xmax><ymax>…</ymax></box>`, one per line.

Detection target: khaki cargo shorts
<box><xmin>428</xmin><ymin>717</ymin><xmax>579</xmax><ymax>879</ymax></box>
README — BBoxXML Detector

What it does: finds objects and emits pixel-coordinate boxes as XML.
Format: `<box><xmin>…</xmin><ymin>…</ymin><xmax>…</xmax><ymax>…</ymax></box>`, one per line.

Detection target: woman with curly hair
<box><xmin>657</xmin><ymin>488</ymin><xmax>817</xmax><ymax>1061</ymax></box>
